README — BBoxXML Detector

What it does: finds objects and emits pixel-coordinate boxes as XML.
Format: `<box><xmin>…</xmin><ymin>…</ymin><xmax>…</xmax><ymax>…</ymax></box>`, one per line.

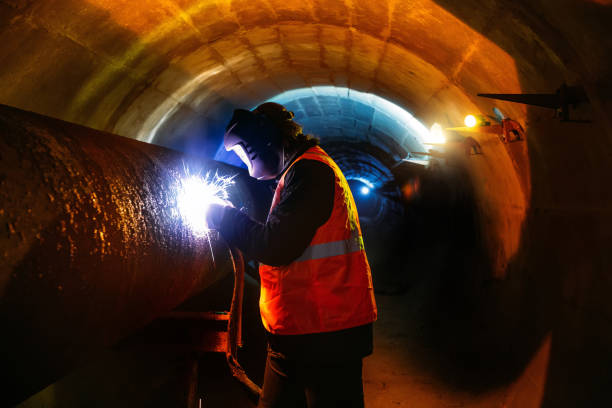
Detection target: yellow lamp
<box><xmin>464</xmin><ymin>114</ymin><xmax>477</xmax><ymax>128</ymax></box>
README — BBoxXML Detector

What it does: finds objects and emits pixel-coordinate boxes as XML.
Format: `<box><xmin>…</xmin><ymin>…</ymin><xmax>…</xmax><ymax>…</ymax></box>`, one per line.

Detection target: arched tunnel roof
<box><xmin>2</xmin><ymin>0</ymin><xmax>609</xmax><ymax>159</ymax></box>
<box><xmin>1</xmin><ymin>1</ymin><xmax>609</xmax><ymax>151</ymax></box>
<box><xmin>0</xmin><ymin>0</ymin><xmax>541</xmax><ymax>143</ymax></box>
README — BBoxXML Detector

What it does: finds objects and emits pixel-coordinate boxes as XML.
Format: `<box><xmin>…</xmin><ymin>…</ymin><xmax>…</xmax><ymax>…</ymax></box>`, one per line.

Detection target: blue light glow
<box><xmin>360</xmin><ymin>186</ymin><xmax>370</xmax><ymax>195</ymax></box>
<box><xmin>216</xmin><ymin>86</ymin><xmax>433</xmax><ymax>166</ymax></box>
<box><xmin>265</xmin><ymin>86</ymin><xmax>429</xmax><ymax>157</ymax></box>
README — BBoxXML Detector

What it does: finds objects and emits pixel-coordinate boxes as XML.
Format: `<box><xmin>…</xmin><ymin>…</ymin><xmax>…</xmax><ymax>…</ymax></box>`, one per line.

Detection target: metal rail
<box><xmin>226</xmin><ymin>244</ymin><xmax>263</xmax><ymax>400</ymax></box>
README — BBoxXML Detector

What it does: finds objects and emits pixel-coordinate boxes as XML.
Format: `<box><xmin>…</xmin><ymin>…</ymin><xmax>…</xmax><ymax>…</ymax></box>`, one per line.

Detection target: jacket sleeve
<box><xmin>217</xmin><ymin>159</ymin><xmax>335</xmax><ymax>266</ymax></box>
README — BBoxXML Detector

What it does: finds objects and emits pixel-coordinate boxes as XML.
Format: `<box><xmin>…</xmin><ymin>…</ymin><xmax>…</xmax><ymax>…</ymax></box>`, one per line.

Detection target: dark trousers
<box><xmin>258</xmin><ymin>347</ymin><xmax>365</xmax><ymax>408</ymax></box>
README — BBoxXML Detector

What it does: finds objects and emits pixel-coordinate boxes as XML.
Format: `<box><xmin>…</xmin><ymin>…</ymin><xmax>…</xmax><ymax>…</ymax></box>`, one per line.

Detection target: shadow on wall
<box><xmin>379</xmin><ymin>159</ymin><xmax>541</xmax><ymax>393</ymax></box>
<box><xmin>378</xmin><ymin>1</ymin><xmax>612</xmax><ymax>406</ymax></box>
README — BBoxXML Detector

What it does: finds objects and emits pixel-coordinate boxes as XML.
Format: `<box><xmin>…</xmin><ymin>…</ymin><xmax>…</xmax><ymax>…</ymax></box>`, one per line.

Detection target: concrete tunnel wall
<box><xmin>0</xmin><ymin>0</ymin><xmax>611</xmax><ymax>406</ymax></box>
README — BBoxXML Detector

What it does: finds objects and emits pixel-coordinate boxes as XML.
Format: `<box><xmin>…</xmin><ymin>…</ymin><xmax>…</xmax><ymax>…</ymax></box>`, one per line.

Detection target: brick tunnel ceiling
<box><xmin>0</xmin><ymin>0</ymin><xmax>553</xmax><ymax>150</ymax></box>
<box><xmin>119</xmin><ymin>0</ymin><xmax>529</xmax><ymax>151</ymax></box>
<box><xmin>0</xmin><ymin>0</ymin><xmax>610</xmax><ymax>163</ymax></box>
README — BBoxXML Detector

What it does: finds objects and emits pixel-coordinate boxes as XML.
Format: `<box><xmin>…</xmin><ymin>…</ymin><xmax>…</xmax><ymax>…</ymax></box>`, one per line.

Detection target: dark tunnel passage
<box><xmin>1</xmin><ymin>0</ymin><xmax>612</xmax><ymax>407</ymax></box>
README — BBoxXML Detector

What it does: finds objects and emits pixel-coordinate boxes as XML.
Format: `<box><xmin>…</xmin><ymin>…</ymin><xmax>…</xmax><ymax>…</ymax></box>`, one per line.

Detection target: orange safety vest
<box><xmin>259</xmin><ymin>146</ymin><xmax>377</xmax><ymax>335</ymax></box>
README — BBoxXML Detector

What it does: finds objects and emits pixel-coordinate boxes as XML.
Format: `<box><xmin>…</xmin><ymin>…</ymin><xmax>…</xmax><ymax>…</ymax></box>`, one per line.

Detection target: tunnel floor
<box><xmin>17</xmin><ymin>228</ymin><xmax>557</xmax><ymax>408</ymax></box>
<box><xmin>191</xmin><ymin>279</ymin><xmax>549</xmax><ymax>407</ymax></box>
<box><xmin>363</xmin><ymin>291</ymin><xmax>547</xmax><ymax>408</ymax></box>
<box><xmin>14</xmin><ymin>264</ymin><xmax>554</xmax><ymax>408</ymax></box>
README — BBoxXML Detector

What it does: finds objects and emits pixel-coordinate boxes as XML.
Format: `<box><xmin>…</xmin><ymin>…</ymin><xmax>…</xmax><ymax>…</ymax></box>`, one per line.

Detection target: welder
<box><xmin>207</xmin><ymin>102</ymin><xmax>377</xmax><ymax>408</ymax></box>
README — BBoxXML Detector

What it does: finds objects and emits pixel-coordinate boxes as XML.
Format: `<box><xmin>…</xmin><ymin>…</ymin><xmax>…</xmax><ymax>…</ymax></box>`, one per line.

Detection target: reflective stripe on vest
<box><xmin>294</xmin><ymin>231</ymin><xmax>364</xmax><ymax>263</ymax></box>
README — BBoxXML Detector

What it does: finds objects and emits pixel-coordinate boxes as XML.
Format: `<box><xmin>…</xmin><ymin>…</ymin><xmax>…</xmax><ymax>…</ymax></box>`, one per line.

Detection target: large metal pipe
<box><xmin>0</xmin><ymin>104</ymin><xmax>250</xmax><ymax>405</ymax></box>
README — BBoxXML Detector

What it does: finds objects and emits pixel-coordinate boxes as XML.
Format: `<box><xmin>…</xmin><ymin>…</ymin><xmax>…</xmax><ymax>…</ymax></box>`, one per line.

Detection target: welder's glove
<box><xmin>206</xmin><ymin>203</ymin><xmax>227</xmax><ymax>231</ymax></box>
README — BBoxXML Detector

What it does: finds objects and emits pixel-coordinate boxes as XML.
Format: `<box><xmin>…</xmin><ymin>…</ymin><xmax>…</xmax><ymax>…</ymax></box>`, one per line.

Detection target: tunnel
<box><xmin>1</xmin><ymin>0</ymin><xmax>611</xmax><ymax>406</ymax></box>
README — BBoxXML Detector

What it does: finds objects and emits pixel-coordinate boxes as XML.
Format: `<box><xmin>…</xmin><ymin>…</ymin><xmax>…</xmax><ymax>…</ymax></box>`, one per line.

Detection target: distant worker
<box><xmin>501</xmin><ymin>118</ymin><xmax>525</xmax><ymax>143</ymax></box>
<box><xmin>207</xmin><ymin>102</ymin><xmax>377</xmax><ymax>408</ymax></box>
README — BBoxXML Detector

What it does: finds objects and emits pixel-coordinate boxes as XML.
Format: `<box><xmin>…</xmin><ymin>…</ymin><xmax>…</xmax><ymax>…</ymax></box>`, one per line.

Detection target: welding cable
<box><xmin>225</xmin><ymin>243</ymin><xmax>262</xmax><ymax>400</ymax></box>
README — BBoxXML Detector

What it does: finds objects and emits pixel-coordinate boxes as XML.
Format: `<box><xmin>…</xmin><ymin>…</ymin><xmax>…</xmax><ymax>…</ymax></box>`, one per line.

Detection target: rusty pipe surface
<box><xmin>0</xmin><ymin>104</ymin><xmax>251</xmax><ymax>405</ymax></box>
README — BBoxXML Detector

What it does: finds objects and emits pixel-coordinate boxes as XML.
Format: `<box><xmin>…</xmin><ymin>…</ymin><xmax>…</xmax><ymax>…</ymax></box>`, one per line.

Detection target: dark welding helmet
<box><xmin>224</xmin><ymin>104</ymin><xmax>289</xmax><ymax>180</ymax></box>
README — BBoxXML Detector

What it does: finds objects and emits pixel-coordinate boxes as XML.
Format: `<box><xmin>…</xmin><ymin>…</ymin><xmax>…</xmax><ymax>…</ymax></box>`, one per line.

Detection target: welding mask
<box><xmin>224</xmin><ymin>107</ymin><xmax>284</xmax><ymax>180</ymax></box>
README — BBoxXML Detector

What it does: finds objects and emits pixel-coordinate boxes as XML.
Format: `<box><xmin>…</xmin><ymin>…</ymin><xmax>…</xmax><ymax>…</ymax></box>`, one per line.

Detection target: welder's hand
<box><xmin>206</xmin><ymin>203</ymin><xmax>227</xmax><ymax>231</ymax></box>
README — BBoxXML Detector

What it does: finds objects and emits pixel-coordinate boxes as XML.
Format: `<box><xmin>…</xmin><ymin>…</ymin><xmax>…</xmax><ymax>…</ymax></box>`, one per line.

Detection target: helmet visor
<box><xmin>229</xmin><ymin>143</ymin><xmax>254</xmax><ymax>176</ymax></box>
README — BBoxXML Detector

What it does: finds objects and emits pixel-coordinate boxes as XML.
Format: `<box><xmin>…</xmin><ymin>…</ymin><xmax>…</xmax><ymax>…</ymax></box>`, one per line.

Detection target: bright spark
<box><xmin>175</xmin><ymin>169</ymin><xmax>235</xmax><ymax>238</ymax></box>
